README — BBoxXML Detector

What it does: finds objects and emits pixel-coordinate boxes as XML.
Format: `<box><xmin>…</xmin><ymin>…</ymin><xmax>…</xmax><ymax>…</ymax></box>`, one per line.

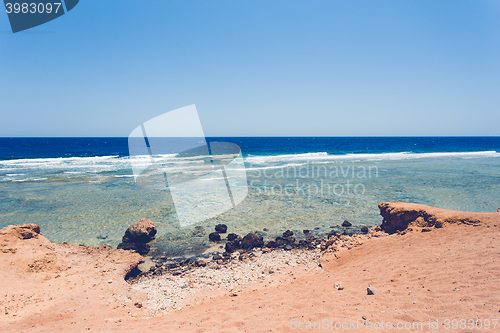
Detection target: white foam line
<box><xmin>11</xmin><ymin>177</ymin><xmax>47</xmax><ymax>182</ymax></box>
<box><xmin>244</xmin><ymin>151</ymin><xmax>500</xmax><ymax>164</ymax></box>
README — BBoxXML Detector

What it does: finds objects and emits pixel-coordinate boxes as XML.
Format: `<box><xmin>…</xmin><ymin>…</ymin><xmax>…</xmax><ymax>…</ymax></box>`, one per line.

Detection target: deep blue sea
<box><xmin>1</xmin><ymin>137</ymin><xmax>499</xmax><ymax>258</ymax></box>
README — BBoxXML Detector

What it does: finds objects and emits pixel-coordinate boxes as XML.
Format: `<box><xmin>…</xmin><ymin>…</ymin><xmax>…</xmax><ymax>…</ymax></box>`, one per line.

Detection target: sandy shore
<box><xmin>1</xmin><ymin>203</ymin><xmax>499</xmax><ymax>332</ymax></box>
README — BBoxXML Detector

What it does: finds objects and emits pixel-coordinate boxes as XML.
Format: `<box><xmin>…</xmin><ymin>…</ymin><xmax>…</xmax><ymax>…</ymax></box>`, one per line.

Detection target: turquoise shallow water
<box><xmin>1</xmin><ymin>148</ymin><xmax>499</xmax><ymax>259</ymax></box>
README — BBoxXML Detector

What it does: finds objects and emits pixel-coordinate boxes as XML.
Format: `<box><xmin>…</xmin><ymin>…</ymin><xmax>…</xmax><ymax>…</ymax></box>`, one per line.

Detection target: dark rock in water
<box><xmin>314</xmin><ymin>227</ymin><xmax>320</xmax><ymax>230</ymax></box>
<box><xmin>96</xmin><ymin>235</ymin><xmax>108</xmax><ymax>240</ymax></box>
<box><xmin>215</xmin><ymin>224</ymin><xmax>227</xmax><ymax>233</ymax></box>
<box><xmin>195</xmin><ymin>225</ymin><xmax>203</xmax><ymax>230</ymax></box>
<box><xmin>303</xmin><ymin>229</ymin><xmax>310</xmax><ymax>234</ymax></box>
<box><xmin>263</xmin><ymin>228</ymin><xmax>269</xmax><ymax>231</ymax></box>
<box><xmin>213</xmin><ymin>254</ymin><xmax>223</xmax><ymax>260</ymax></box>
<box><xmin>265</xmin><ymin>240</ymin><xmax>277</xmax><ymax>248</ymax></box>
<box><xmin>122</xmin><ymin>218</ymin><xmax>157</xmax><ymax>243</ymax></box>
<box><xmin>284</xmin><ymin>244</ymin><xmax>293</xmax><ymax>251</ymax></box>
<box><xmin>283</xmin><ymin>230</ymin><xmax>294</xmax><ymax>237</ymax></box>
<box><xmin>342</xmin><ymin>220</ymin><xmax>352</xmax><ymax>227</ymax></box>
<box><xmin>241</xmin><ymin>232</ymin><xmax>264</xmax><ymax>249</ymax></box>
<box><xmin>227</xmin><ymin>233</ymin><xmax>239</xmax><ymax>241</ymax></box>
<box><xmin>497</xmin><ymin>208</ymin><xmax>500</xmax><ymax>212</ymax></box>
<box><xmin>361</xmin><ymin>226</ymin><xmax>369</xmax><ymax>233</ymax></box>
<box><xmin>328</xmin><ymin>231</ymin><xmax>339</xmax><ymax>238</ymax></box>
<box><xmin>367</xmin><ymin>286</ymin><xmax>378</xmax><ymax>295</ymax></box>
<box><xmin>192</xmin><ymin>229</ymin><xmax>205</xmax><ymax>237</ymax></box>
<box><xmin>222</xmin><ymin>251</ymin><xmax>231</xmax><ymax>258</ymax></box>
<box><xmin>117</xmin><ymin>242</ymin><xmax>150</xmax><ymax>255</ymax></box>
<box><xmin>225</xmin><ymin>239</ymin><xmax>241</xmax><ymax>253</ymax></box>
<box><xmin>209</xmin><ymin>232</ymin><xmax>221</xmax><ymax>242</ymax></box>
<box><xmin>274</xmin><ymin>237</ymin><xmax>286</xmax><ymax>247</ymax></box>
<box><xmin>254</xmin><ymin>230</ymin><xmax>265</xmax><ymax>237</ymax></box>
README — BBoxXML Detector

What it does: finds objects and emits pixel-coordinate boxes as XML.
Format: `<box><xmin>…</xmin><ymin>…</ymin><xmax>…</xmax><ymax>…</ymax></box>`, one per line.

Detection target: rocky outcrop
<box><xmin>0</xmin><ymin>223</ymin><xmax>41</xmax><ymax>240</ymax></box>
<box><xmin>122</xmin><ymin>218</ymin><xmax>157</xmax><ymax>243</ymax></box>
<box><xmin>0</xmin><ymin>223</ymin><xmax>144</xmax><ymax>319</ymax></box>
<box><xmin>379</xmin><ymin>202</ymin><xmax>499</xmax><ymax>234</ymax></box>
<box><xmin>117</xmin><ymin>218</ymin><xmax>157</xmax><ymax>255</ymax></box>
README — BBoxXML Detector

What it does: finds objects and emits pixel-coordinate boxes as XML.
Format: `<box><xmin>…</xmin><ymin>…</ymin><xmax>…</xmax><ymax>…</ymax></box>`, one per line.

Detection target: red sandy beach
<box><xmin>1</xmin><ymin>202</ymin><xmax>499</xmax><ymax>332</ymax></box>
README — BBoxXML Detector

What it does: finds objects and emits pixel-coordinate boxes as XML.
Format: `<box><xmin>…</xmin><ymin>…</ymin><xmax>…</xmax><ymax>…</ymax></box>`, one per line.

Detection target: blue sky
<box><xmin>1</xmin><ymin>0</ymin><xmax>499</xmax><ymax>137</ymax></box>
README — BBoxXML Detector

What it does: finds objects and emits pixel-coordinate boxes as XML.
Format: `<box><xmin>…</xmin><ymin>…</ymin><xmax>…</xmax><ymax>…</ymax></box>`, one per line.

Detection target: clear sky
<box><xmin>1</xmin><ymin>0</ymin><xmax>499</xmax><ymax>137</ymax></box>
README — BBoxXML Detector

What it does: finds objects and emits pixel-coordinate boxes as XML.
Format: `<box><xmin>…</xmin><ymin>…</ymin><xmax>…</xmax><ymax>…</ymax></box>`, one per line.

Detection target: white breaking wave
<box><xmin>244</xmin><ymin>151</ymin><xmax>500</xmax><ymax>165</ymax></box>
<box><xmin>11</xmin><ymin>177</ymin><xmax>48</xmax><ymax>182</ymax></box>
<box><xmin>0</xmin><ymin>151</ymin><xmax>498</xmax><ymax>180</ymax></box>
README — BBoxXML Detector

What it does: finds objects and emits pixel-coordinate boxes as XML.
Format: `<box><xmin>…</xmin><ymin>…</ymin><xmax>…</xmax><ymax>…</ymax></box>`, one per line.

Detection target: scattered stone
<box><xmin>334</xmin><ymin>283</ymin><xmax>344</xmax><ymax>290</ymax></box>
<box><xmin>263</xmin><ymin>267</ymin><xmax>274</xmax><ymax>274</ymax></box>
<box><xmin>240</xmin><ymin>232</ymin><xmax>264</xmax><ymax>249</ymax></box>
<box><xmin>367</xmin><ymin>286</ymin><xmax>378</xmax><ymax>295</ymax></box>
<box><xmin>342</xmin><ymin>220</ymin><xmax>352</xmax><ymax>227</ymax></box>
<box><xmin>192</xmin><ymin>228</ymin><xmax>205</xmax><ymax>237</ymax></box>
<box><xmin>265</xmin><ymin>240</ymin><xmax>277</xmax><ymax>248</ymax></box>
<box><xmin>274</xmin><ymin>237</ymin><xmax>286</xmax><ymax>247</ymax></box>
<box><xmin>314</xmin><ymin>227</ymin><xmax>320</xmax><ymax>230</ymax></box>
<box><xmin>212</xmin><ymin>254</ymin><xmax>223</xmax><ymax>260</ymax></box>
<box><xmin>209</xmin><ymin>232</ymin><xmax>221</xmax><ymax>242</ymax></box>
<box><xmin>225</xmin><ymin>240</ymin><xmax>240</xmax><ymax>253</ymax></box>
<box><xmin>421</xmin><ymin>228</ymin><xmax>431</xmax><ymax>232</ymax></box>
<box><xmin>227</xmin><ymin>233</ymin><xmax>239</xmax><ymax>241</ymax></box>
<box><xmin>284</xmin><ymin>245</ymin><xmax>293</xmax><ymax>251</ymax></box>
<box><xmin>96</xmin><ymin>235</ymin><xmax>108</xmax><ymax>240</ymax></box>
<box><xmin>263</xmin><ymin>228</ymin><xmax>269</xmax><ymax>231</ymax></box>
<box><xmin>262</xmin><ymin>247</ymin><xmax>271</xmax><ymax>253</ymax></box>
<box><xmin>360</xmin><ymin>226</ymin><xmax>369</xmax><ymax>233</ymax></box>
<box><xmin>327</xmin><ymin>231</ymin><xmax>339</xmax><ymax>238</ymax></box>
<box><xmin>134</xmin><ymin>301</ymin><xmax>143</xmax><ymax>308</ymax></box>
<box><xmin>195</xmin><ymin>225</ymin><xmax>203</xmax><ymax>230</ymax></box>
<box><xmin>195</xmin><ymin>259</ymin><xmax>207</xmax><ymax>267</ymax></box>
<box><xmin>215</xmin><ymin>224</ymin><xmax>227</xmax><ymax>233</ymax></box>
<box><xmin>303</xmin><ymin>230</ymin><xmax>310</xmax><ymax>234</ymax></box>
<box><xmin>283</xmin><ymin>230</ymin><xmax>294</xmax><ymax>237</ymax></box>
